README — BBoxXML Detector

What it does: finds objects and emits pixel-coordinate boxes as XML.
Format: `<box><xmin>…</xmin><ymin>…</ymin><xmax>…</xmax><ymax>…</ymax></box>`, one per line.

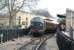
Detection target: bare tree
<box><xmin>5</xmin><ymin>0</ymin><xmax>39</xmax><ymax>28</ymax></box>
<box><xmin>0</xmin><ymin>0</ymin><xmax>39</xmax><ymax>28</ymax></box>
<box><xmin>0</xmin><ymin>0</ymin><xmax>7</xmax><ymax>10</ymax></box>
<box><xmin>5</xmin><ymin>0</ymin><xmax>25</xmax><ymax>28</ymax></box>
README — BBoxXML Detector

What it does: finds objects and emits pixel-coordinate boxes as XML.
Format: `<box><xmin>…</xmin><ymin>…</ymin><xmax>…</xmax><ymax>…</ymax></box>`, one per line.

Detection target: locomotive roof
<box><xmin>31</xmin><ymin>17</ymin><xmax>44</xmax><ymax>23</ymax></box>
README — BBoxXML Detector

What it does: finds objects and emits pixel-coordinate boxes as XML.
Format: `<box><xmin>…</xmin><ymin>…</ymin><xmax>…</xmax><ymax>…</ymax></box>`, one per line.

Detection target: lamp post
<box><xmin>18</xmin><ymin>16</ymin><xmax>21</xmax><ymax>40</ymax></box>
<box><xmin>0</xmin><ymin>33</ymin><xmax>3</xmax><ymax>44</ymax></box>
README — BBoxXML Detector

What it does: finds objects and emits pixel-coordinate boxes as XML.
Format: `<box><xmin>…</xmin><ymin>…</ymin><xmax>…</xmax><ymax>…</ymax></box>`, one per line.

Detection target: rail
<box><xmin>18</xmin><ymin>33</ymin><xmax>54</xmax><ymax>50</ymax></box>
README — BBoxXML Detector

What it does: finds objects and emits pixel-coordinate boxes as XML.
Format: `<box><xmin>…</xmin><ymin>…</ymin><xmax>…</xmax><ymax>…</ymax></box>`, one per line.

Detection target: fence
<box><xmin>0</xmin><ymin>29</ymin><xmax>26</xmax><ymax>44</ymax></box>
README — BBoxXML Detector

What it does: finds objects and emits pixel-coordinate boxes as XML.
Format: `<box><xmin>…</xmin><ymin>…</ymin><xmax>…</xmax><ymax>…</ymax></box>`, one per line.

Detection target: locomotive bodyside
<box><xmin>44</xmin><ymin>19</ymin><xmax>58</xmax><ymax>33</ymax></box>
<box><xmin>30</xmin><ymin>17</ymin><xmax>58</xmax><ymax>37</ymax></box>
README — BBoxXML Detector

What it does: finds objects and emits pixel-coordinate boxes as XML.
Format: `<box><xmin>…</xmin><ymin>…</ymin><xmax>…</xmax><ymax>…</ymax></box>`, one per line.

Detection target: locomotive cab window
<box><xmin>31</xmin><ymin>22</ymin><xmax>44</xmax><ymax>30</ymax></box>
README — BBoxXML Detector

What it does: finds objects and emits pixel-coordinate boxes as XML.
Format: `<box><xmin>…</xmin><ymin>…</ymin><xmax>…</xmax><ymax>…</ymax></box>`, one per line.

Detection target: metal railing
<box><xmin>0</xmin><ymin>29</ymin><xmax>26</xmax><ymax>44</ymax></box>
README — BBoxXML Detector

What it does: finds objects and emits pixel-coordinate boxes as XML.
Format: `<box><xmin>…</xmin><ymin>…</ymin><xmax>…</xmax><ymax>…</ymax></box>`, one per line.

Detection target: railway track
<box><xmin>18</xmin><ymin>34</ymin><xmax>54</xmax><ymax>50</ymax></box>
<box><xmin>33</xmin><ymin>34</ymin><xmax>54</xmax><ymax>50</ymax></box>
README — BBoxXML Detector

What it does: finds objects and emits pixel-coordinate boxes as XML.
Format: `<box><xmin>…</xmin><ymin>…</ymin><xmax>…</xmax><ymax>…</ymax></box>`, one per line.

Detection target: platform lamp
<box><xmin>18</xmin><ymin>16</ymin><xmax>21</xmax><ymax>40</ymax></box>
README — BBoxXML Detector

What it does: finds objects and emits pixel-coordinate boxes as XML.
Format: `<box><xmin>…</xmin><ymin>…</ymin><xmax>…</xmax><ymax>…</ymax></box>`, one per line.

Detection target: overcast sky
<box><xmin>0</xmin><ymin>0</ymin><xmax>74</xmax><ymax>17</ymax></box>
<box><xmin>36</xmin><ymin>0</ymin><xmax>74</xmax><ymax>17</ymax></box>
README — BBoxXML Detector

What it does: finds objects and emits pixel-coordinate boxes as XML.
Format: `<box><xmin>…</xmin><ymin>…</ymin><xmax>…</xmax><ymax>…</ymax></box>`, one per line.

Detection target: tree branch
<box><xmin>15</xmin><ymin>0</ymin><xmax>26</xmax><ymax>13</ymax></box>
<box><xmin>11</xmin><ymin>0</ymin><xmax>16</xmax><ymax>11</ymax></box>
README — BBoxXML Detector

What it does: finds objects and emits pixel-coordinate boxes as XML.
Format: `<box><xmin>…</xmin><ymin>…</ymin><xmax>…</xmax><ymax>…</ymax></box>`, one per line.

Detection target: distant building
<box><xmin>16</xmin><ymin>11</ymin><xmax>33</xmax><ymax>29</ymax></box>
<box><xmin>66</xmin><ymin>9</ymin><xmax>74</xmax><ymax>31</ymax></box>
<box><xmin>57</xmin><ymin>9</ymin><xmax>74</xmax><ymax>32</ymax></box>
<box><xmin>0</xmin><ymin>15</ymin><xmax>9</xmax><ymax>28</ymax></box>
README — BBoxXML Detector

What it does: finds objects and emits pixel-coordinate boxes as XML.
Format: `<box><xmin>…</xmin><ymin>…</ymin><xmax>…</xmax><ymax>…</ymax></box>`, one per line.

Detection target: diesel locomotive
<box><xmin>29</xmin><ymin>17</ymin><xmax>58</xmax><ymax>37</ymax></box>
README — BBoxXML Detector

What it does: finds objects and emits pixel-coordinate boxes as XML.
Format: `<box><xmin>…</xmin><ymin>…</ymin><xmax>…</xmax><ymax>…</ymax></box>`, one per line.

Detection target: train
<box><xmin>29</xmin><ymin>17</ymin><xmax>59</xmax><ymax>37</ymax></box>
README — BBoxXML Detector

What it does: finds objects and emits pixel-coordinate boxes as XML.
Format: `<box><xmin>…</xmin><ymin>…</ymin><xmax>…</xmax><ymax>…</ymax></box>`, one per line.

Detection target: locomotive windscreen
<box><xmin>31</xmin><ymin>17</ymin><xmax>44</xmax><ymax>23</ymax></box>
<box><xmin>31</xmin><ymin>17</ymin><xmax>44</xmax><ymax>30</ymax></box>
<box><xmin>31</xmin><ymin>22</ymin><xmax>43</xmax><ymax>30</ymax></box>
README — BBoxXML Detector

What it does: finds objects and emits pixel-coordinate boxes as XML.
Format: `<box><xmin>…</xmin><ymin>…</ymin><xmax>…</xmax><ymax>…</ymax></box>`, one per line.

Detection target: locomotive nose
<box><xmin>32</xmin><ymin>28</ymin><xmax>38</xmax><ymax>32</ymax></box>
<box><xmin>31</xmin><ymin>28</ymin><xmax>43</xmax><ymax>37</ymax></box>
